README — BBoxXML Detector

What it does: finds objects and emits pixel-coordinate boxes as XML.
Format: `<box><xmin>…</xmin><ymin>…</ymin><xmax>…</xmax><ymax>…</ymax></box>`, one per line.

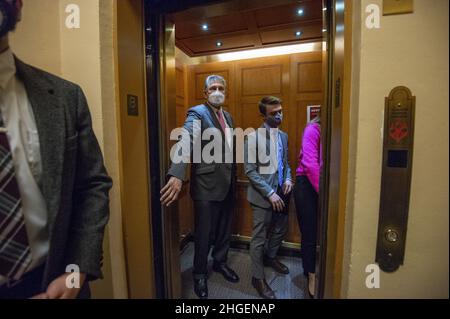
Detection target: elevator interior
<box><xmin>163</xmin><ymin>0</ymin><xmax>325</xmax><ymax>299</ymax></box>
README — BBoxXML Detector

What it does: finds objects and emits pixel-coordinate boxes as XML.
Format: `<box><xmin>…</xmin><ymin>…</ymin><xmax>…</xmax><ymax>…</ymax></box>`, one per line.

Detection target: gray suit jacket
<box><xmin>14</xmin><ymin>58</ymin><xmax>112</xmax><ymax>295</ymax></box>
<box><xmin>244</xmin><ymin>125</ymin><xmax>292</xmax><ymax>209</ymax></box>
<box><xmin>167</xmin><ymin>104</ymin><xmax>236</xmax><ymax>201</ymax></box>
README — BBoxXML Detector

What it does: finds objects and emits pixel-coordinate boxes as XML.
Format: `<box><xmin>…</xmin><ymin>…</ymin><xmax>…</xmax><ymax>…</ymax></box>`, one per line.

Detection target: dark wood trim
<box><xmin>175</xmin><ymin>18</ymin><xmax>322</xmax><ymax>41</ymax></box>
<box><xmin>180</xmin><ymin>234</ymin><xmax>302</xmax><ymax>258</ymax></box>
<box><xmin>186</xmin><ymin>38</ymin><xmax>321</xmax><ymax>57</ymax></box>
<box><xmin>169</xmin><ymin>0</ymin><xmax>310</xmax><ymax>21</ymax></box>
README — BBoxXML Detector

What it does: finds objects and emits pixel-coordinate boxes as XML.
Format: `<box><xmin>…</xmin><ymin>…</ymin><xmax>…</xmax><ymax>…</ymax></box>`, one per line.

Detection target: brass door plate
<box><xmin>383</xmin><ymin>0</ymin><xmax>414</xmax><ymax>16</ymax></box>
<box><xmin>376</xmin><ymin>86</ymin><xmax>415</xmax><ymax>272</ymax></box>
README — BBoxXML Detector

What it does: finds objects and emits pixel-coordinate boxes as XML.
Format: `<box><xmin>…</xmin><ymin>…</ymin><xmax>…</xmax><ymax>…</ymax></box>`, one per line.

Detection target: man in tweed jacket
<box><xmin>0</xmin><ymin>0</ymin><xmax>112</xmax><ymax>299</ymax></box>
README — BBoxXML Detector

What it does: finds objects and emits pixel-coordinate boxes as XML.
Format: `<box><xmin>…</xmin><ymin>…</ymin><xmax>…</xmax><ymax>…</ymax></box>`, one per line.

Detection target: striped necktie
<box><xmin>277</xmin><ymin>133</ymin><xmax>284</xmax><ymax>187</ymax></box>
<box><xmin>216</xmin><ymin>109</ymin><xmax>226</xmax><ymax>132</ymax></box>
<box><xmin>271</xmin><ymin>129</ymin><xmax>284</xmax><ymax>187</ymax></box>
<box><xmin>0</xmin><ymin>109</ymin><xmax>32</xmax><ymax>281</ymax></box>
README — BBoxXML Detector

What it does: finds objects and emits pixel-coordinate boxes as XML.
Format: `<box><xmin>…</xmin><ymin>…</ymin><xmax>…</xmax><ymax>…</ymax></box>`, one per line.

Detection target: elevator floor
<box><xmin>180</xmin><ymin>242</ymin><xmax>308</xmax><ymax>299</ymax></box>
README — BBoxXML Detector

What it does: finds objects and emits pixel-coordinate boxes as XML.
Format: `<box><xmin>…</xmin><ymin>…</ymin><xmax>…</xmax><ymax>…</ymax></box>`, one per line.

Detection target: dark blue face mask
<box><xmin>0</xmin><ymin>0</ymin><xmax>18</xmax><ymax>38</ymax></box>
<box><xmin>265</xmin><ymin>112</ymin><xmax>283</xmax><ymax>128</ymax></box>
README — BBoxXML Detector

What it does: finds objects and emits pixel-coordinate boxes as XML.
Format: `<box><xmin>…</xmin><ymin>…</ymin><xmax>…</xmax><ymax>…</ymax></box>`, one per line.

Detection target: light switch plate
<box><xmin>383</xmin><ymin>0</ymin><xmax>414</xmax><ymax>16</ymax></box>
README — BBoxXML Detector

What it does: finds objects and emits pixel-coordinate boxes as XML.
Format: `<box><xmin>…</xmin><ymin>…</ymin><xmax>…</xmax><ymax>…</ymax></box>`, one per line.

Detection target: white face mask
<box><xmin>208</xmin><ymin>91</ymin><xmax>225</xmax><ymax>107</ymax></box>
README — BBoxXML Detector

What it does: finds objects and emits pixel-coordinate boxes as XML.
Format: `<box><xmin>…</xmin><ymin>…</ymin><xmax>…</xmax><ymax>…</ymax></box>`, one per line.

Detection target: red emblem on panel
<box><xmin>389</xmin><ymin>119</ymin><xmax>409</xmax><ymax>143</ymax></box>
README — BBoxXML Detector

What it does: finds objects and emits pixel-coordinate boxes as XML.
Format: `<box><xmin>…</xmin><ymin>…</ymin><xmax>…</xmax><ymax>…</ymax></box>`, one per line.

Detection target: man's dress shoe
<box><xmin>194</xmin><ymin>278</ymin><xmax>208</xmax><ymax>299</ymax></box>
<box><xmin>263</xmin><ymin>256</ymin><xmax>290</xmax><ymax>275</ymax></box>
<box><xmin>251</xmin><ymin>277</ymin><xmax>276</xmax><ymax>299</ymax></box>
<box><xmin>212</xmin><ymin>263</ymin><xmax>240</xmax><ymax>283</ymax></box>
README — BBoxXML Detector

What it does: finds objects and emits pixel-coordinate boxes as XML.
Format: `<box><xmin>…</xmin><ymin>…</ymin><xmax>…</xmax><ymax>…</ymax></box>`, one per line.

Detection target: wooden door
<box><xmin>180</xmin><ymin>51</ymin><xmax>322</xmax><ymax>244</ymax></box>
<box><xmin>287</xmin><ymin>51</ymin><xmax>323</xmax><ymax>243</ymax></box>
<box><xmin>233</xmin><ymin>56</ymin><xmax>291</xmax><ymax>239</ymax></box>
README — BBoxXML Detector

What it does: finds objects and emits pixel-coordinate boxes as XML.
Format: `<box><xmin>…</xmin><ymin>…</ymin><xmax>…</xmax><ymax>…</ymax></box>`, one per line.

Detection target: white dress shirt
<box><xmin>0</xmin><ymin>48</ymin><xmax>49</xmax><ymax>285</ymax></box>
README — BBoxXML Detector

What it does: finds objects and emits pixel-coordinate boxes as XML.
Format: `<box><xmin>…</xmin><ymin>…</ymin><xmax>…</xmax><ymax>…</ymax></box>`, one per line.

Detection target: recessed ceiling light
<box><xmin>216</xmin><ymin>41</ymin><xmax>223</xmax><ymax>47</ymax></box>
<box><xmin>295</xmin><ymin>31</ymin><xmax>302</xmax><ymax>37</ymax></box>
<box><xmin>202</xmin><ymin>24</ymin><xmax>208</xmax><ymax>31</ymax></box>
<box><xmin>297</xmin><ymin>8</ymin><xmax>304</xmax><ymax>16</ymax></box>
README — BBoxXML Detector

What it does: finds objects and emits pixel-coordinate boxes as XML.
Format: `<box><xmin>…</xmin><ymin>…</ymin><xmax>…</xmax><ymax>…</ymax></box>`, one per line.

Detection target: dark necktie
<box><xmin>0</xmin><ymin>109</ymin><xmax>32</xmax><ymax>280</ymax></box>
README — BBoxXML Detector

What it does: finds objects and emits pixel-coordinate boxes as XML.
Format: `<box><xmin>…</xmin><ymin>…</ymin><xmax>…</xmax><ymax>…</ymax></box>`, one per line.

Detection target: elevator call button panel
<box><xmin>376</xmin><ymin>86</ymin><xmax>415</xmax><ymax>272</ymax></box>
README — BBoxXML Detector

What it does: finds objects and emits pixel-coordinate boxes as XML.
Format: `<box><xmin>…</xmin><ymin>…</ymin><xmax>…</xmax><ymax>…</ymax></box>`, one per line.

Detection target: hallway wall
<box><xmin>343</xmin><ymin>0</ymin><xmax>449</xmax><ymax>298</ymax></box>
<box><xmin>10</xmin><ymin>0</ymin><xmax>61</xmax><ymax>74</ymax></box>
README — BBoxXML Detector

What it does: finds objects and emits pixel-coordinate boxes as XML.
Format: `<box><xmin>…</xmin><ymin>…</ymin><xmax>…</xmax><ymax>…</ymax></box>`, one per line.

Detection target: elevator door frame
<box><xmin>143</xmin><ymin>0</ymin><xmax>347</xmax><ymax>299</ymax></box>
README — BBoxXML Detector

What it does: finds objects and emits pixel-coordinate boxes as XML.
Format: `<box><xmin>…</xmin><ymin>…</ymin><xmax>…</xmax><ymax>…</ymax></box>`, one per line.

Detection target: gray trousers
<box><xmin>249</xmin><ymin>204</ymin><xmax>288</xmax><ymax>279</ymax></box>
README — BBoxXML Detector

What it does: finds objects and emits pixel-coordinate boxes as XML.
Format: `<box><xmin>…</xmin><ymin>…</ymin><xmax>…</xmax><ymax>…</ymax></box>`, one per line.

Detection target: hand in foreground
<box><xmin>31</xmin><ymin>272</ymin><xmax>87</xmax><ymax>299</ymax></box>
<box><xmin>160</xmin><ymin>176</ymin><xmax>183</xmax><ymax>207</ymax></box>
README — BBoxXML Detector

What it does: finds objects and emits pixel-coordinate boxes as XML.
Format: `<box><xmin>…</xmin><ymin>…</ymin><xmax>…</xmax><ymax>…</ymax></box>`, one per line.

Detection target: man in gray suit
<box><xmin>0</xmin><ymin>0</ymin><xmax>111</xmax><ymax>299</ymax></box>
<box><xmin>244</xmin><ymin>96</ymin><xmax>293</xmax><ymax>299</ymax></box>
<box><xmin>160</xmin><ymin>75</ymin><xmax>239</xmax><ymax>299</ymax></box>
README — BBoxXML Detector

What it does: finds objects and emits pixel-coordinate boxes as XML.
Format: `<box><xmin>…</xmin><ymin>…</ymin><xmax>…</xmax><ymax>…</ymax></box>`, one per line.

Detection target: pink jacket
<box><xmin>296</xmin><ymin>123</ymin><xmax>322</xmax><ymax>193</ymax></box>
